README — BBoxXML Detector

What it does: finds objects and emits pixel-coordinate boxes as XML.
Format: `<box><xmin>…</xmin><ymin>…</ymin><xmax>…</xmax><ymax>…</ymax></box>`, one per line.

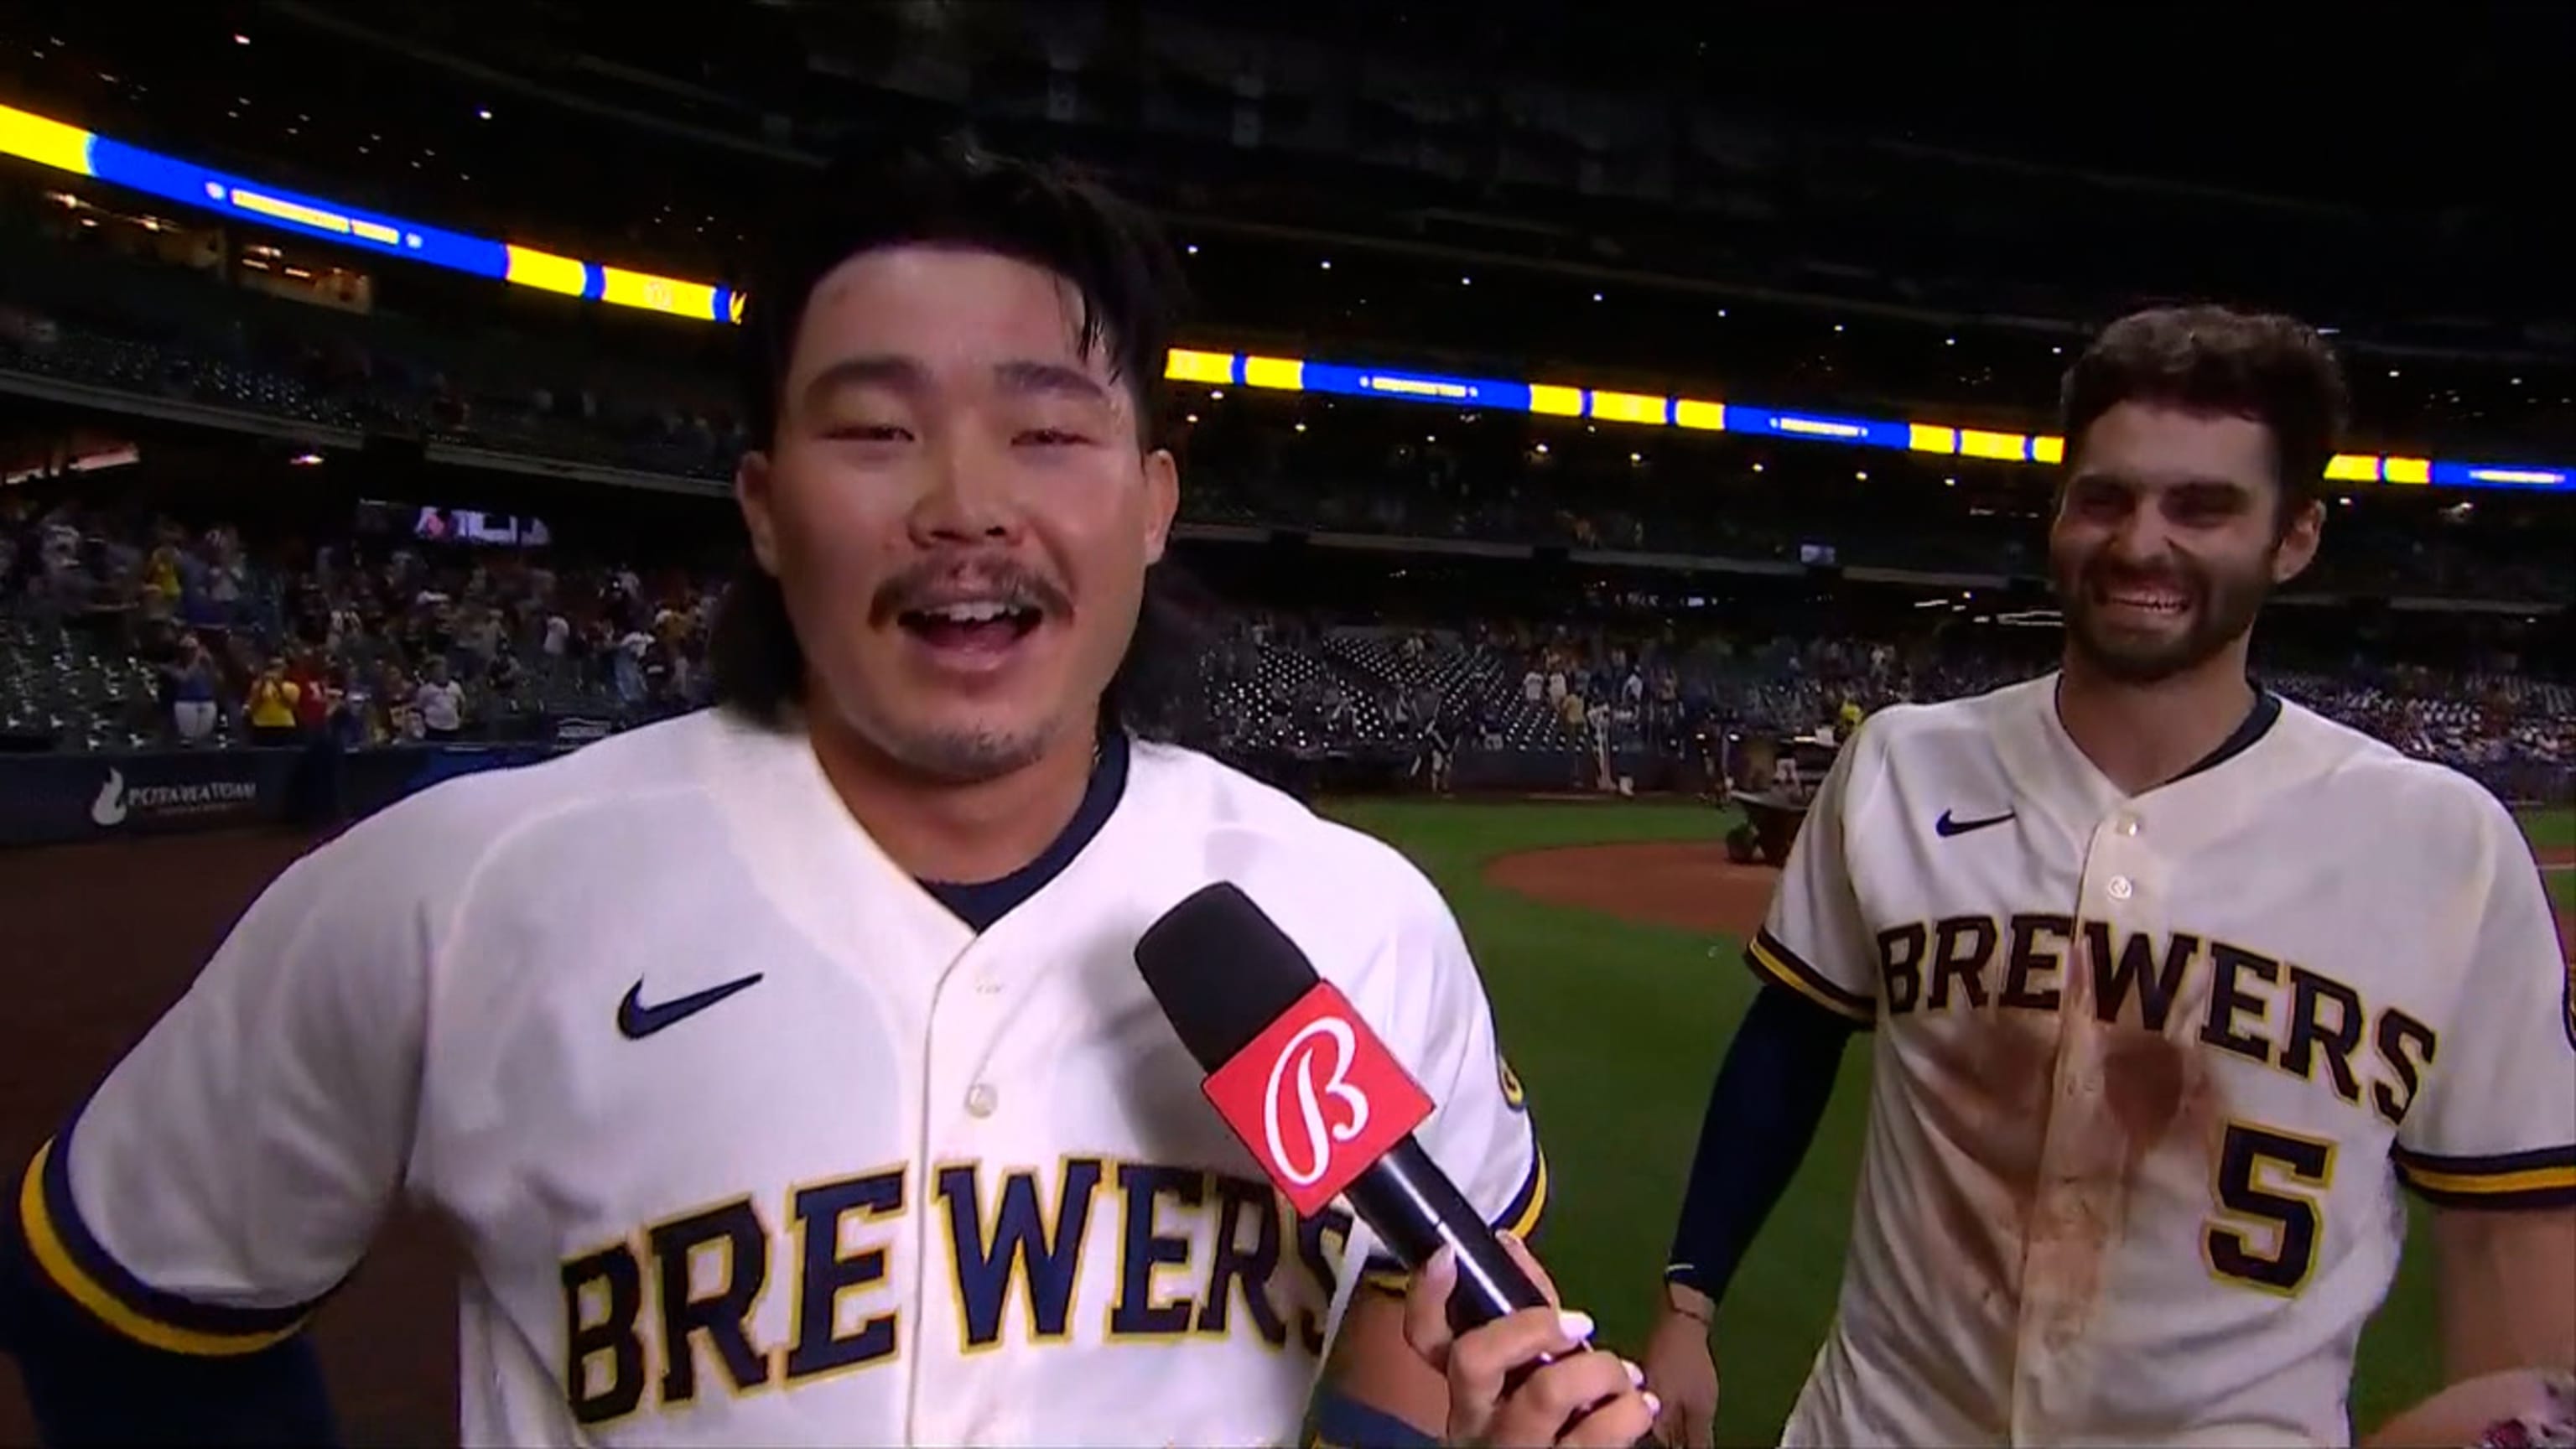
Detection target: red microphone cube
<box><xmin>1199</xmin><ymin>980</ymin><xmax>1436</xmax><ymax>1218</ymax></box>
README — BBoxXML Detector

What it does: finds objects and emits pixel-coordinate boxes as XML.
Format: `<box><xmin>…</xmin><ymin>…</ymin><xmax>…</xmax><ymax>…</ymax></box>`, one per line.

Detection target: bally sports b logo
<box><xmin>1203</xmin><ymin>981</ymin><xmax>1433</xmax><ymax>1218</ymax></box>
<box><xmin>1265</xmin><ymin>1015</ymin><xmax>1370</xmax><ymax>1189</ymax></box>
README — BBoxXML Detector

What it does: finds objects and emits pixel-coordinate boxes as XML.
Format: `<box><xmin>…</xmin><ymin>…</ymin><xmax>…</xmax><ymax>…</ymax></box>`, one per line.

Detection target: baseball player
<box><xmin>0</xmin><ymin>142</ymin><xmax>1646</xmax><ymax>1447</ymax></box>
<box><xmin>1641</xmin><ymin>305</ymin><xmax>2575</xmax><ymax>1446</ymax></box>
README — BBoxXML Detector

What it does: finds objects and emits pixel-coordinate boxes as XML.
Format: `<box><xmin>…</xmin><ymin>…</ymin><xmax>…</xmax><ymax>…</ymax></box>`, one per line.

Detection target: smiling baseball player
<box><xmin>0</xmin><ymin>140</ymin><xmax>1644</xmax><ymax>1447</ymax></box>
<box><xmin>1642</xmin><ymin>306</ymin><xmax>2575</xmax><ymax>1446</ymax></box>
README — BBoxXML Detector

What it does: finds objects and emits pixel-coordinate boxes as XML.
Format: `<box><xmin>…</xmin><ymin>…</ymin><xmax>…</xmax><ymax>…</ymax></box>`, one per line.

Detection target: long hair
<box><xmin>708</xmin><ymin>130</ymin><xmax>1197</xmax><ymax>739</ymax></box>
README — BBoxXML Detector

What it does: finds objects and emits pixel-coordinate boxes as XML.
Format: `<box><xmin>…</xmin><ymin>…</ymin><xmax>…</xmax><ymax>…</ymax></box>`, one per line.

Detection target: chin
<box><xmin>883</xmin><ymin>709</ymin><xmax>1070</xmax><ymax>782</ymax></box>
<box><xmin>2070</xmin><ymin>638</ymin><xmax>2205</xmax><ymax>686</ymax></box>
<box><xmin>2067</xmin><ymin>608</ymin><xmax>2235</xmax><ymax>684</ymax></box>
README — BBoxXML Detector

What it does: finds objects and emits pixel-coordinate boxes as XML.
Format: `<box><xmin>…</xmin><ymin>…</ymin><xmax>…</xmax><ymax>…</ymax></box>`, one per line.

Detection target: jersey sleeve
<box><xmin>1355</xmin><ymin>881</ymin><xmax>1546</xmax><ymax>1294</ymax></box>
<box><xmin>1743</xmin><ymin>726</ymin><xmax>1883</xmax><ymax>1027</ymax></box>
<box><xmin>18</xmin><ymin>815</ymin><xmax>436</xmax><ymax>1354</ymax></box>
<box><xmin>2390</xmin><ymin>795</ymin><xmax>2576</xmax><ymax>1210</ymax></box>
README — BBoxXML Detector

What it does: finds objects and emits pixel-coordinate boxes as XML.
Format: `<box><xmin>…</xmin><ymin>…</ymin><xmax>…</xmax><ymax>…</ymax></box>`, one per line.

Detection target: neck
<box><xmin>2055</xmin><ymin>642</ymin><xmax>2256</xmax><ymax>797</ymax></box>
<box><xmin>809</xmin><ymin>714</ymin><xmax>1101</xmax><ymax>886</ymax></box>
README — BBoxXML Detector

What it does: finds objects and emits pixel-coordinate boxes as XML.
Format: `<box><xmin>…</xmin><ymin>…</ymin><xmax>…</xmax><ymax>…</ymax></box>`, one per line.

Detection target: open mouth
<box><xmin>897</xmin><ymin>599</ymin><xmax>1046</xmax><ymax>654</ymax></box>
<box><xmin>2101</xmin><ymin>588</ymin><xmax>2189</xmax><ymax>616</ymax></box>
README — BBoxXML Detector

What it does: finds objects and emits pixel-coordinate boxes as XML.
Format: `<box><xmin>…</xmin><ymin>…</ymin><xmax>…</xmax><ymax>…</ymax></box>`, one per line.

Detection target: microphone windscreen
<box><xmin>1134</xmin><ymin>882</ymin><xmax>1320</xmax><ymax>1072</ymax></box>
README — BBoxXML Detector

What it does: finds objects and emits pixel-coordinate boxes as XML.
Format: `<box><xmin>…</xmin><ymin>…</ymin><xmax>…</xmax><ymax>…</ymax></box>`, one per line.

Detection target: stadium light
<box><xmin>0</xmin><ymin>99</ymin><xmax>2565</xmax><ymax>494</ymax></box>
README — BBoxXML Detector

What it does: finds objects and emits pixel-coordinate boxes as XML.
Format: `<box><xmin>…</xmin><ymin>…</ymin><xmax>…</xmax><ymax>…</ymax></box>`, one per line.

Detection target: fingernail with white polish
<box><xmin>1556</xmin><ymin>1310</ymin><xmax>1595</xmax><ymax>1343</ymax></box>
<box><xmin>1624</xmin><ymin>1358</ymin><xmax>1645</xmax><ymax>1387</ymax></box>
<box><xmin>1644</xmin><ymin>1391</ymin><xmax>1664</xmax><ymax>1418</ymax></box>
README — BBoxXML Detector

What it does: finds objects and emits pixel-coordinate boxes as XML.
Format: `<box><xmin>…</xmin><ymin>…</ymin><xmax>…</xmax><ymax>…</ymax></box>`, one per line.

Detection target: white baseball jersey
<box><xmin>1748</xmin><ymin>674</ymin><xmax>2574</xmax><ymax>1449</ymax></box>
<box><xmin>19</xmin><ymin>709</ymin><xmax>1546</xmax><ymax>1446</ymax></box>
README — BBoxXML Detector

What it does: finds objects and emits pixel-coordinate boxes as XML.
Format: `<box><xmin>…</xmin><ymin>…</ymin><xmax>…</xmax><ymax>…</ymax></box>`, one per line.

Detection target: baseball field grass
<box><xmin>1322</xmin><ymin>797</ymin><xmax>2576</xmax><ymax>1446</ymax></box>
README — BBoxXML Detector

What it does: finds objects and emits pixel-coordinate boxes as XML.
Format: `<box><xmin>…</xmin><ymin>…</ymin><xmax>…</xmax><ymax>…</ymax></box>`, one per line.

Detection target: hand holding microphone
<box><xmin>1135</xmin><ymin>882</ymin><xmax>1657</xmax><ymax>1447</ymax></box>
<box><xmin>1403</xmin><ymin>1233</ymin><xmax>1660</xmax><ymax>1448</ymax></box>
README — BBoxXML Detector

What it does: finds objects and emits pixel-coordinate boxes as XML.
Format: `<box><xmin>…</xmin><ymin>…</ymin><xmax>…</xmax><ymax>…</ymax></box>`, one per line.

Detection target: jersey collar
<box><xmin>919</xmin><ymin>730</ymin><xmax>1132</xmax><ymax>932</ymax></box>
<box><xmin>1999</xmin><ymin>672</ymin><xmax>2288</xmax><ymax>828</ymax></box>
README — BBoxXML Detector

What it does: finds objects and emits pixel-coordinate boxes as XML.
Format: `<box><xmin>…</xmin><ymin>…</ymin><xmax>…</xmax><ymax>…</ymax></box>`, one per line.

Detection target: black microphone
<box><xmin>1133</xmin><ymin>881</ymin><xmax>1562</xmax><ymax>1341</ymax></box>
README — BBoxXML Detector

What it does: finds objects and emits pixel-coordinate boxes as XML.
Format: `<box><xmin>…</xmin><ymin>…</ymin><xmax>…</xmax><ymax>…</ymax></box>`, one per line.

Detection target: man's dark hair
<box><xmin>709</xmin><ymin>133</ymin><xmax>1206</xmax><ymax>741</ymax></box>
<box><xmin>2058</xmin><ymin>304</ymin><xmax>2350</xmax><ymax>520</ymax></box>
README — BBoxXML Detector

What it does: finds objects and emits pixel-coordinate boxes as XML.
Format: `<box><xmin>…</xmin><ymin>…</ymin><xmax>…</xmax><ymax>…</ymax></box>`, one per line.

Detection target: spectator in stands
<box><xmin>164</xmin><ymin>632</ymin><xmax>221</xmax><ymax>746</ymax></box>
<box><xmin>287</xmin><ymin>649</ymin><xmax>331</xmax><ymax>738</ymax></box>
<box><xmin>242</xmin><ymin>656</ymin><xmax>300</xmax><ymax>746</ymax></box>
<box><xmin>414</xmin><ymin>655</ymin><xmax>466</xmax><ymax>742</ymax></box>
<box><xmin>201</xmin><ymin>527</ymin><xmax>246</xmax><ymax>620</ymax></box>
<box><xmin>538</xmin><ymin>603</ymin><xmax>571</xmax><ymax>683</ymax></box>
<box><xmin>612</xmin><ymin>620</ymin><xmax>653</xmax><ymax>705</ymax></box>
<box><xmin>137</xmin><ymin>539</ymin><xmax>180</xmax><ymax>640</ymax></box>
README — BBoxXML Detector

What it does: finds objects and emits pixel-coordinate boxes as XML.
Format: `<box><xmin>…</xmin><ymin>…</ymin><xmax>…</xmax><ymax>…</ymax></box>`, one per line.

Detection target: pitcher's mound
<box><xmin>1483</xmin><ymin>841</ymin><xmax>1776</xmax><ymax>936</ymax></box>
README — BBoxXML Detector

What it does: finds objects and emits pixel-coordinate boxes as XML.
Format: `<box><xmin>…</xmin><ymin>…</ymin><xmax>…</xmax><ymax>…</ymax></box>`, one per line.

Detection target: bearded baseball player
<box><xmin>0</xmin><ymin>142</ymin><xmax>1653</xmax><ymax>1447</ymax></box>
<box><xmin>1640</xmin><ymin>305</ymin><xmax>2575</xmax><ymax>1447</ymax></box>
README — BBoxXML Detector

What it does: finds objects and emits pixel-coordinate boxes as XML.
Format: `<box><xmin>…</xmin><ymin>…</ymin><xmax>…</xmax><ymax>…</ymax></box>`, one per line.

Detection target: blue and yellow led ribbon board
<box><xmin>3</xmin><ymin>101</ymin><xmax>2564</xmax><ymax>493</ymax></box>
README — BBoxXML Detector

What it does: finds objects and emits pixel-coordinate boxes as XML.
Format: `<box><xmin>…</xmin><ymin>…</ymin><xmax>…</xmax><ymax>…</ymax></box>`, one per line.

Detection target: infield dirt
<box><xmin>1487</xmin><ymin>841</ymin><xmax>2576</xmax><ymax>959</ymax></box>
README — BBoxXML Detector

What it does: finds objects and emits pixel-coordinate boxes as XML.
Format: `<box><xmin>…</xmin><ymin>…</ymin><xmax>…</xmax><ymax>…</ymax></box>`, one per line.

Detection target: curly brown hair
<box><xmin>2059</xmin><ymin>304</ymin><xmax>2350</xmax><ymax>523</ymax></box>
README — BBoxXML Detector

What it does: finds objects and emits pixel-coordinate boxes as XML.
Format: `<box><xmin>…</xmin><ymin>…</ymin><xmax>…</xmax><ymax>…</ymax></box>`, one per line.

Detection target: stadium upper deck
<box><xmin>1</xmin><ymin>89</ymin><xmax>2568</xmax><ymax>501</ymax></box>
<box><xmin>1</xmin><ymin>3</ymin><xmax>2569</xmax><ymax>462</ymax></box>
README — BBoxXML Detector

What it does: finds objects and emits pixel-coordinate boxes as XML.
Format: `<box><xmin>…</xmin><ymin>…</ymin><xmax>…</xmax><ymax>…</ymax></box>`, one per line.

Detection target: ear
<box><xmin>2271</xmin><ymin>496</ymin><xmax>2324</xmax><ymax>584</ymax></box>
<box><xmin>1140</xmin><ymin>447</ymin><xmax>1180</xmax><ymax>565</ymax></box>
<box><xmin>735</xmin><ymin>450</ymin><xmax>782</xmax><ymax>577</ymax></box>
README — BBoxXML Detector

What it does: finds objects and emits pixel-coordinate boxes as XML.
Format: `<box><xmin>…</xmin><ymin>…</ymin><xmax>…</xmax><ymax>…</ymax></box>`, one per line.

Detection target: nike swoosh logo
<box><xmin>617</xmin><ymin>974</ymin><xmax>766</xmax><ymax>1041</ymax></box>
<box><xmin>1935</xmin><ymin>808</ymin><xmax>2017</xmax><ymax>838</ymax></box>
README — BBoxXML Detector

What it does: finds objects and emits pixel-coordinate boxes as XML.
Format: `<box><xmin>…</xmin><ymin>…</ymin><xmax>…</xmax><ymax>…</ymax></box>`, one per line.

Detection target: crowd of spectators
<box><xmin>3</xmin><ymin>496</ymin><xmax>2570</xmax><ymax>807</ymax></box>
<box><xmin>3</xmin><ymin>200</ymin><xmax>2572</xmax><ymax>801</ymax></box>
<box><xmin>0</xmin><ymin>495</ymin><xmax>720</xmax><ymax>753</ymax></box>
<box><xmin>1229</xmin><ymin>615</ymin><xmax>2576</xmax><ymax>797</ymax></box>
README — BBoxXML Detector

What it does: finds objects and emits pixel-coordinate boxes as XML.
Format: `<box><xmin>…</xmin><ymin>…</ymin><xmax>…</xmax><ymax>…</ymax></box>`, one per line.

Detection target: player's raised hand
<box><xmin>1639</xmin><ymin>1291</ymin><xmax>1719</xmax><ymax>1448</ymax></box>
<box><xmin>1402</xmin><ymin>1232</ymin><xmax>1659</xmax><ymax>1446</ymax></box>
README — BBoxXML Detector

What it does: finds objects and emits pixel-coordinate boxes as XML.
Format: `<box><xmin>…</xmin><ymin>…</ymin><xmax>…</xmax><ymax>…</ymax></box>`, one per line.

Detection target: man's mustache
<box><xmin>869</xmin><ymin>561</ymin><xmax>1073</xmax><ymax>625</ymax></box>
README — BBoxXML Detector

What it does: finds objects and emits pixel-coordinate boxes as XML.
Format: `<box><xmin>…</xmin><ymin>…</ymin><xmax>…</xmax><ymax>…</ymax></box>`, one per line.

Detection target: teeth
<box><xmin>929</xmin><ymin>601</ymin><xmax>1015</xmax><ymax>623</ymax></box>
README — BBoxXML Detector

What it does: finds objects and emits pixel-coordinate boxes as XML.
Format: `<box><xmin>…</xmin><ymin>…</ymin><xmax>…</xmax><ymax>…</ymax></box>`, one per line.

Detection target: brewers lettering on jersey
<box><xmin>0</xmin><ymin>141</ymin><xmax>1567</xmax><ymax>1446</ymax></box>
<box><xmin>18</xmin><ymin>717</ymin><xmax>1542</xmax><ymax>1444</ymax></box>
<box><xmin>1762</xmin><ymin>678</ymin><xmax>2571</xmax><ymax>1445</ymax></box>
<box><xmin>1644</xmin><ymin>306</ymin><xmax>2575</xmax><ymax>1449</ymax></box>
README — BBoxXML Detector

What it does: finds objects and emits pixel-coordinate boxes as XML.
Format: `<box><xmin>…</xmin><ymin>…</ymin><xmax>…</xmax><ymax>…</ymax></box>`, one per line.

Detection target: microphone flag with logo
<box><xmin>1134</xmin><ymin>881</ymin><xmax>1555</xmax><ymax>1329</ymax></box>
<box><xmin>1197</xmin><ymin>976</ymin><xmax>1434</xmax><ymax>1218</ymax></box>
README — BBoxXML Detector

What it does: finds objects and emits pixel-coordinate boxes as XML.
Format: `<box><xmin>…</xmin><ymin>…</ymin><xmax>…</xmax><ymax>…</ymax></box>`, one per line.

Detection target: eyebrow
<box><xmin>800</xmin><ymin>355</ymin><xmax>1115</xmax><ymax>413</ymax></box>
<box><xmin>2068</xmin><ymin>470</ymin><xmax>2253</xmax><ymax>496</ymax></box>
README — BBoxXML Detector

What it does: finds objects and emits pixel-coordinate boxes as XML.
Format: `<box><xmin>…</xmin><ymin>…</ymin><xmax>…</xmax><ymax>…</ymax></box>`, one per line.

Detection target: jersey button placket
<box><xmin>2012</xmin><ymin>810</ymin><xmax>2157</xmax><ymax>1439</ymax></box>
<box><xmin>917</xmin><ymin>952</ymin><xmax>1016</xmax><ymax>1444</ymax></box>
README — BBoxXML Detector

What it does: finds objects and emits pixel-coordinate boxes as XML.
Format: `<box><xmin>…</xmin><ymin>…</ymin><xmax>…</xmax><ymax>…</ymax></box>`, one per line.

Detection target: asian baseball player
<box><xmin>0</xmin><ymin>141</ymin><xmax>1648</xmax><ymax>1447</ymax></box>
<box><xmin>1641</xmin><ymin>306</ymin><xmax>2576</xmax><ymax>1447</ymax></box>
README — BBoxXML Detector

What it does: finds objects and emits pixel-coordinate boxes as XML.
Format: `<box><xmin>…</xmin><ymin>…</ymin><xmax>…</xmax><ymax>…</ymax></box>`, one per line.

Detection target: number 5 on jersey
<box><xmin>2204</xmin><ymin>1121</ymin><xmax>2338</xmax><ymax>1296</ymax></box>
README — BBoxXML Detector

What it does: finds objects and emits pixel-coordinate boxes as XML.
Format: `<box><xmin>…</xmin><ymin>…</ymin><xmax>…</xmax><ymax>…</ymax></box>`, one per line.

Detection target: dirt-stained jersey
<box><xmin>1746</xmin><ymin>674</ymin><xmax>2573</xmax><ymax>1449</ymax></box>
<box><xmin>18</xmin><ymin>709</ymin><xmax>1545</xmax><ymax>1446</ymax></box>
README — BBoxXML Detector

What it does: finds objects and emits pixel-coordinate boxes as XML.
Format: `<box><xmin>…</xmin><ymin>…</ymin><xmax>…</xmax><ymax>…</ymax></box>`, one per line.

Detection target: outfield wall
<box><xmin>0</xmin><ymin>740</ymin><xmax>570</xmax><ymax>849</ymax></box>
<box><xmin>3</xmin><ymin>732</ymin><xmax>2554</xmax><ymax>851</ymax></box>
<box><xmin>0</xmin><ymin>734</ymin><xmax>1711</xmax><ymax>849</ymax></box>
